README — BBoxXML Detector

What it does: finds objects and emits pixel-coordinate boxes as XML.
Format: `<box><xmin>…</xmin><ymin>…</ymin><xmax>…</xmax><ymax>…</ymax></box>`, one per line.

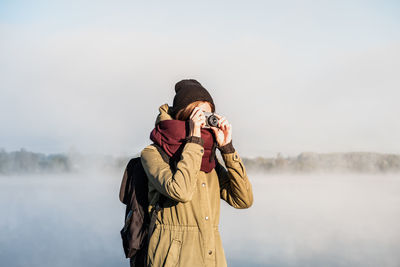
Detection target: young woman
<box><xmin>140</xmin><ymin>79</ymin><xmax>253</xmax><ymax>267</ymax></box>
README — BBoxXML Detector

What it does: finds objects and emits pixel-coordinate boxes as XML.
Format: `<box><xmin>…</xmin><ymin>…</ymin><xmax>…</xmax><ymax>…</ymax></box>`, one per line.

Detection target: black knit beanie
<box><xmin>171</xmin><ymin>79</ymin><xmax>215</xmax><ymax>118</ymax></box>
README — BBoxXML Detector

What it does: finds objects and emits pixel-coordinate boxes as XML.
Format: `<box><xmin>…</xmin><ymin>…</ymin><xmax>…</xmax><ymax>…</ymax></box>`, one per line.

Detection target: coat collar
<box><xmin>155</xmin><ymin>103</ymin><xmax>173</xmax><ymax>126</ymax></box>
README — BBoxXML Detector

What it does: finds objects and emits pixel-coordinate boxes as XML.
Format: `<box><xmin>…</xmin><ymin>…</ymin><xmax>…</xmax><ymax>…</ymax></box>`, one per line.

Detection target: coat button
<box><xmin>202</xmin><ymin>183</ymin><xmax>206</xmax><ymax>187</ymax></box>
<box><xmin>200</xmin><ymin>149</ymin><xmax>204</xmax><ymax>153</ymax></box>
<box><xmin>205</xmin><ymin>216</ymin><xmax>209</xmax><ymax>220</ymax></box>
<box><xmin>208</xmin><ymin>250</ymin><xmax>213</xmax><ymax>255</ymax></box>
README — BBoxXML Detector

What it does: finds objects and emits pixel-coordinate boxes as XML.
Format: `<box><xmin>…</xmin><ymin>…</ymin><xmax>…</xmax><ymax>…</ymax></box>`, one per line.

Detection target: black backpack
<box><xmin>119</xmin><ymin>145</ymin><xmax>173</xmax><ymax>266</ymax></box>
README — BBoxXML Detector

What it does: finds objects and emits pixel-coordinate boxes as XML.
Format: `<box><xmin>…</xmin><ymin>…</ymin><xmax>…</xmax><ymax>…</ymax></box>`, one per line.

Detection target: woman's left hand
<box><xmin>210</xmin><ymin>114</ymin><xmax>232</xmax><ymax>147</ymax></box>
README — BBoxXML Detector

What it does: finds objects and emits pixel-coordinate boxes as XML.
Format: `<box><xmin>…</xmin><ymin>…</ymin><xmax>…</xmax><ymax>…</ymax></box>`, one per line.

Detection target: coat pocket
<box><xmin>164</xmin><ymin>239</ymin><xmax>182</xmax><ymax>267</ymax></box>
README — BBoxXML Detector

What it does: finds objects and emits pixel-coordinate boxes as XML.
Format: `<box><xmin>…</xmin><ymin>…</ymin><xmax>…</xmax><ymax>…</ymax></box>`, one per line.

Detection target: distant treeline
<box><xmin>0</xmin><ymin>148</ymin><xmax>71</xmax><ymax>174</ymax></box>
<box><xmin>0</xmin><ymin>148</ymin><xmax>126</xmax><ymax>175</ymax></box>
<box><xmin>242</xmin><ymin>152</ymin><xmax>400</xmax><ymax>173</ymax></box>
<box><xmin>1</xmin><ymin>148</ymin><xmax>400</xmax><ymax>175</ymax></box>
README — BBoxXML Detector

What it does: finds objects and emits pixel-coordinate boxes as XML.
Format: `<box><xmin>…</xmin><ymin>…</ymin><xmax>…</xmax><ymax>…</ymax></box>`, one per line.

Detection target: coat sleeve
<box><xmin>215</xmin><ymin>141</ymin><xmax>254</xmax><ymax>209</ymax></box>
<box><xmin>140</xmin><ymin>141</ymin><xmax>204</xmax><ymax>203</ymax></box>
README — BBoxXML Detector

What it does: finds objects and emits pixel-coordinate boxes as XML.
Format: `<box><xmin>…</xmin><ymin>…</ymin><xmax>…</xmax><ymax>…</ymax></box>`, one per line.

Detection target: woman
<box><xmin>140</xmin><ymin>79</ymin><xmax>253</xmax><ymax>267</ymax></box>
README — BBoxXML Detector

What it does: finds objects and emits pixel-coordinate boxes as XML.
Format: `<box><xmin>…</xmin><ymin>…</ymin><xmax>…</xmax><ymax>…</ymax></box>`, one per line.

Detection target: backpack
<box><xmin>119</xmin><ymin>145</ymin><xmax>173</xmax><ymax>266</ymax></box>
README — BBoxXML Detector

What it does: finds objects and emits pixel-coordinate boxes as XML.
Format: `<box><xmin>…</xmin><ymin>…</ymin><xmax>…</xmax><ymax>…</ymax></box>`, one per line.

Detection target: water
<box><xmin>1</xmin><ymin>172</ymin><xmax>399</xmax><ymax>267</ymax></box>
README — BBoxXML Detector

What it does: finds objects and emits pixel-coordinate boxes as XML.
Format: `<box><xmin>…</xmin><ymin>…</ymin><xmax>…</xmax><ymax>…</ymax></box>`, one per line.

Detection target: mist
<box><xmin>220</xmin><ymin>173</ymin><xmax>400</xmax><ymax>266</ymax></box>
<box><xmin>1</xmin><ymin>171</ymin><xmax>399</xmax><ymax>267</ymax></box>
<box><xmin>1</xmin><ymin>1</ymin><xmax>400</xmax><ymax>157</ymax></box>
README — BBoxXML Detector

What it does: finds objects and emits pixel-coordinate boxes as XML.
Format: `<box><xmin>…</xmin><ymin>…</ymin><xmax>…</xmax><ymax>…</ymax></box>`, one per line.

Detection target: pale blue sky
<box><xmin>1</xmin><ymin>0</ymin><xmax>399</xmax><ymax>157</ymax></box>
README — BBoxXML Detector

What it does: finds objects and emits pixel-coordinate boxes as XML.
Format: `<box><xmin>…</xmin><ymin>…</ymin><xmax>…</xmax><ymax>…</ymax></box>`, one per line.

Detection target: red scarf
<box><xmin>150</xmin><ymin>120</ymin><xmax>217</xmax><ymax>173</ymax></box>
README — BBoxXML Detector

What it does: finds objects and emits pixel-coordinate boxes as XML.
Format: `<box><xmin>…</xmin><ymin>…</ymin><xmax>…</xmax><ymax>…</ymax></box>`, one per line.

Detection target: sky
<box><xmin>1</xmin><ymin>0</ymin><xmax>399</xmax><ymax>157</ymax></box>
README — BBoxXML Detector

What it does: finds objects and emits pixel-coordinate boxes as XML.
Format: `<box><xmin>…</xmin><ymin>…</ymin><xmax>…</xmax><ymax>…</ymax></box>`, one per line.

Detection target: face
<box><xmin>195</xmin><ymin>102</ymin><xmax>212</xmax><ymax>113</ymax></box>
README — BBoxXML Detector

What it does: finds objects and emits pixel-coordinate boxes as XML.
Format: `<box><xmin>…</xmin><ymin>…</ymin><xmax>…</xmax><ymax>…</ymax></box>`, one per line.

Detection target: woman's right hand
<box><xmin>188</xmin><ymin>107</ymin><xmax>206</xmax><ymax>137</ymax></box>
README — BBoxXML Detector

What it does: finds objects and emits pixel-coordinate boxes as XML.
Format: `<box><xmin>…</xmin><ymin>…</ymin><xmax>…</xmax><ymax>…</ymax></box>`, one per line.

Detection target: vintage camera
<box><xmin>203</xmin><ymin>111</ymin><xmax>219</xmax><ymax>128</ymax></box>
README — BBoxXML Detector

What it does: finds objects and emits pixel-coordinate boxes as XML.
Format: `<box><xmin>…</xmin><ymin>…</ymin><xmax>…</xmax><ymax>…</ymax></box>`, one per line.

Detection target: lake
<box><xmin>1</xmin><ymin>172</ymin><xmax>399</xmax><ymax>267</ymax></box>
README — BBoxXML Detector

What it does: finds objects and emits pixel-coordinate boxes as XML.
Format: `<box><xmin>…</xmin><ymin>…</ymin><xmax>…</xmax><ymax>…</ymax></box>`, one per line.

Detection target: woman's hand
<box><xmin>188</xmin><ymin>107</ymin><xmax>206</xmax><ymax>137</ymax></box>
<box><xmin>210</xmin><ymin>114</ymin><xmax>232</xmax><ymax>147</ymax></box>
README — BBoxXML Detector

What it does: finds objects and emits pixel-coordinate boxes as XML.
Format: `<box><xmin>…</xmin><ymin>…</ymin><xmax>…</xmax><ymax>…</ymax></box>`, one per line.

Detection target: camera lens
<box><xmin>208</xmin><ymin>115</ymin><xmax>219</xmax><ymax>127</ymax></box>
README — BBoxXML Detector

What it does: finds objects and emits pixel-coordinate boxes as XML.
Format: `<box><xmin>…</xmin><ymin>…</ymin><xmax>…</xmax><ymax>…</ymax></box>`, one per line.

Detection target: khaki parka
<box><xmin>140</xmin><ymin>104</ymin><xmax>253</xmax><ymax>267</ymax></box>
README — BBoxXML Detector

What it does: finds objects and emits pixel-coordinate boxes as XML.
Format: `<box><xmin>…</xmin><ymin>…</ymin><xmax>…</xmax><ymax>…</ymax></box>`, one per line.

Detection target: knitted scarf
<box><xmin>149</xmin><ymin>120</ymin><xmax>217</xmax><ymax>173</ymax></box>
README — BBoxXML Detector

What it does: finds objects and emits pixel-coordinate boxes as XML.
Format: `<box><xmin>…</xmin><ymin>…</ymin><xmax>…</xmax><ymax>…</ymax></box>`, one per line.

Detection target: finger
<box><xmin>197</xmin><ymin>112</ymin><xmax>206</xmax><ymax>125</ymax></box>
<box><xmin>210</xmin><ymin>126</ymin><xmax>219</xmax><ymax>135</ymax></box>
<box><xmin>189</xmin><ymin>107</ymin><xmax>196</xmax><ymax>119</ymax></box>
<box><xmin>223</xmin><ymin>120</ymin><xmax>230</xmax><ymax>130</ymax></box>
<box><xmin>220</xmin><ymin>120</ymin><xmax>228</xmax><ymax>130</ymax></box>
<box><xmin>211</xmin><ymin>126</ymin><xmax>222</xmax><ymax>136</ymax></box>
<box><xmin>190</xmin><ymin>107</ymin><xmax>200</xmax><ymax>119</ymax></box>
<box><xmin>194</xmin><ymin>108</ymin><xmax>203</xmax><ymax>119</ymax></box>
<box><xmin>218</xmin><ymin>118</ymin><xmax>227</xmax><ymax>127</ymax></box>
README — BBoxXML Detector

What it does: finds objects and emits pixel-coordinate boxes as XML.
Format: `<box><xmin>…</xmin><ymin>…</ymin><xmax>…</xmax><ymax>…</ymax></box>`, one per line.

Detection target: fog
<box><xmin>1</xmin><ymin>1</ymin><xmax>400</xmax><ymax>157</ymax></box>
<box><xmin>1</xmin><ymin>172</ymin><xmax>399</xmax><ymax>267</ymax></box>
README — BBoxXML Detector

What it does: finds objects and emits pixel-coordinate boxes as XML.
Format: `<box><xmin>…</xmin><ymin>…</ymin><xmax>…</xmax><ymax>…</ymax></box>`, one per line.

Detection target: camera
<box><xmin>203</xmin><ymin>111</ymin><xmax>219</xmax><ymax>128</ymax></box>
